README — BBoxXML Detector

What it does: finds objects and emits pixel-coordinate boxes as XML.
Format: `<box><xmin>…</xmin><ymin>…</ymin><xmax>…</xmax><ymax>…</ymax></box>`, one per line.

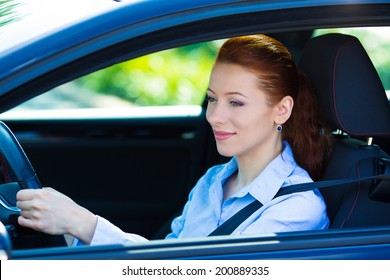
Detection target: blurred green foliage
<box><xmin>0</xmin><ymin>0</ymin><xmax>19</xmax><ymax>27</ymax></box>
<box><xmin>74</xmin><ymin>41</ymin><xmax>223</xmax><ymax>106</ymax></box>
<box><xmin>314</xmin><ymin>27</ymin><xmax>390</xmax><ymax>91</ymax></box>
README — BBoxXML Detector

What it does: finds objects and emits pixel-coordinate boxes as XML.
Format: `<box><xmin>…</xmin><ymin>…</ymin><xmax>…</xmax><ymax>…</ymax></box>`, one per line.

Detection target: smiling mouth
<box><xmin>213</xmin><ymin>130</ymin><xmax>236</xmax><ymax>141</ymax></box>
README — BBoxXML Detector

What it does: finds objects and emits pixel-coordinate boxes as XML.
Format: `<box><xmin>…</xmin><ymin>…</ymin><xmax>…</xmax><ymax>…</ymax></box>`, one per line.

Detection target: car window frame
<box><xmin>1</xmin><ymin>1</ymin><xmax>390</xmax><ymax>259</ymax></box>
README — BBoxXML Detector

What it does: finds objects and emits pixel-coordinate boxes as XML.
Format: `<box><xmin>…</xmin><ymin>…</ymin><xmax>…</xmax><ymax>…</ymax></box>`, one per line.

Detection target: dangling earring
<box><xmin>276</xmin><ymin>124</ymin><xmax>282</xmax><ymax>132</ymax></box>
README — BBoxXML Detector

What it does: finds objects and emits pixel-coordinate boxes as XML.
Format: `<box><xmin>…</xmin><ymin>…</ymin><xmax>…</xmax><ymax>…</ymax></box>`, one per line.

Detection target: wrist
<box><xmin>68</xmin><ymin>205</ymin><xmax>97</xmax><ymax>245</ymax></box>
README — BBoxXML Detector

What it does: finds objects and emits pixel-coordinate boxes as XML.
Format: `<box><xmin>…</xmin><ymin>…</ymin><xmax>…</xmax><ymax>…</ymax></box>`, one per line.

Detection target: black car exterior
<box><xmin>0</xmin><ymin>0</ymin><xmax>389</xmax><ymax>260</ymax></box>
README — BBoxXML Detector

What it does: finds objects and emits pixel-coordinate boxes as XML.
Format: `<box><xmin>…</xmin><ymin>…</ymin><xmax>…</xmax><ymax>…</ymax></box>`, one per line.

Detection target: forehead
<box><xmin>208</xmin><ymin>63</ymin><xmax>261</xmax><ymax>94</ymax></box>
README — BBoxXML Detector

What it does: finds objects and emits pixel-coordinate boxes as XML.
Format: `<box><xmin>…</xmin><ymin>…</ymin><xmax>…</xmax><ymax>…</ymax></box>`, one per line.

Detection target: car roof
<box><xmin>0</xmin><ymin>0</ymin><xmax>239</xmax><ymax>54</ymax></box>
<box><xmin>0</xmin><ymin>0</ymin><xmax>123</xmax><ymax>52</ymax></box>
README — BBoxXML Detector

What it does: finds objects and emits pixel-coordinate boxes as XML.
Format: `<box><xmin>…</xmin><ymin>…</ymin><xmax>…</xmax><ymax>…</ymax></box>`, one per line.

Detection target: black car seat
<box><xmin>299</xmin><ymin>33</ymin><xmax>390</xmax><ymax>229</ymax></box>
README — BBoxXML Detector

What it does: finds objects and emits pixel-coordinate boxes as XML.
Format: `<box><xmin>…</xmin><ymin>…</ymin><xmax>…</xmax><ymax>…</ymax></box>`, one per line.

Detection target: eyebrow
<box><xmin>207</xmin><ymin>88</ymin><xmax>248</xmax><ymax>99</ymax></box>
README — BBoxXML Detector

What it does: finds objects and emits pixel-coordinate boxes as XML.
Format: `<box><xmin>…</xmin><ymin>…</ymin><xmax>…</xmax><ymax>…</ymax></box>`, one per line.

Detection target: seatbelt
<box><xmin>208</xmin><ymin>173</ymin><xmax>390</xmax><ymax>236</ymax></box>
<box><xmin>208</xmin><ymin>200</ymin><xmax>263</xmax><ymax>237</ymax></box>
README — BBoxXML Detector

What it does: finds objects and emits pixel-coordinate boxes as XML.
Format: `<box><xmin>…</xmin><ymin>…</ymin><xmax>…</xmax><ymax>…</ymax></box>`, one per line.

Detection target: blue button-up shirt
<box><xmin>166</xmin><ymin>141</ymin><xmax>329</xmax><ymax>239</ymax></box>
<box><xmin>85</xmin><ymin>142</ymin><xmax>329</xmax><ymax>245</ymax></box>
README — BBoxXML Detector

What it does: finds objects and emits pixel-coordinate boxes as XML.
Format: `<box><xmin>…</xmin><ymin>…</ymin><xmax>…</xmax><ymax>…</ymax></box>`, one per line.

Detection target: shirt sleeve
<box><xmin>165</xmin><ymin>202</ymin><xmax>189</xmax><ymax>239</ymax></box>
<box><xmin>164</xmin><ymin>189</ymin><xmax>194</xmax><ymax>239</ymax></box>
<box><xmin>92</xmin><ymin>215</ymin><xmax>149</xmax><ymax>245</ymax></box>
<box><xmin>72</xmin><ymin>215</ymin><xmax>149</xmax><ymax>246</ymax></box>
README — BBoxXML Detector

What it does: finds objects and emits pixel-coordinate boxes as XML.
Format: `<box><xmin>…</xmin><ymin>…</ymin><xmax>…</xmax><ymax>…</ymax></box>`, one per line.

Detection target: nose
<box><xmin>206</xmin><ymin>102</ymin><xmax>227</xmax><ymax>126</ymax></box>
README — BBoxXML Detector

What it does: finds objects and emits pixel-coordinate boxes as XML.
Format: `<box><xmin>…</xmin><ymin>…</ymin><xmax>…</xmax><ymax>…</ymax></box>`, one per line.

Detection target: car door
<box><xmin>0</xmin><ymin>43</ymin><xmax>224</xmax><ymax>240</ymax></box>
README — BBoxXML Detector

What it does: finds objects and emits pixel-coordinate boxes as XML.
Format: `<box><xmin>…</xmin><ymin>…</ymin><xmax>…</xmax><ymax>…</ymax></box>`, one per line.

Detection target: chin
<box><xmin>216</xmin><ymin>147</ymin><xmax>236</xmax><ymax>158</ymax></box>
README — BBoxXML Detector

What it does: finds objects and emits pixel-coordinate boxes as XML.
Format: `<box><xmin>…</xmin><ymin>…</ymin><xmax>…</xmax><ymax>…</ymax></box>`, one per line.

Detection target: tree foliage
<box><xmin>74</xmin><ymin>41</ymin><xmax>222</xmax><ymax>106</ymax></box>
<box><xmin>0</xmin><ymin>0</ymin><xmax>19</xmax><ymax>28</ymax></box>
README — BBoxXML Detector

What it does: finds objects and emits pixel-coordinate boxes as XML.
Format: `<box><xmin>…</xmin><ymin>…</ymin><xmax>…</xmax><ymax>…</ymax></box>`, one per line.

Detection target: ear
<box><xmin>274</xmin><ymin>95</ymin><xmax>294</xmax><ymax>125</ymax></box>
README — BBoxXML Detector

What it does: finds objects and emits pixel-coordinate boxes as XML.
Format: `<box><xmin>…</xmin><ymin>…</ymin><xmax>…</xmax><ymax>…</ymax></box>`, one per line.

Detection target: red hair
<box><xmin>215</xmin><ymin>34</ymin><xmax>332</xmax><ymax>180</ymax></box>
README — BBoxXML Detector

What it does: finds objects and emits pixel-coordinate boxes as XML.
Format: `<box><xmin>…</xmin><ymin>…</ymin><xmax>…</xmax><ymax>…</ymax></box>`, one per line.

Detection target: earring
<box><xmin>277</xmin><ymin>124</ymin><xmax>282</xmax><ymax>132</ymax></box>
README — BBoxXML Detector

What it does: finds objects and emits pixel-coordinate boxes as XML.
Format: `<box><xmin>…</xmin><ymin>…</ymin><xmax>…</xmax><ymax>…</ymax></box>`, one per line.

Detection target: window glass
<box><xmin>8</xmin><ymin>40</ymin><xmax>223</xmax><ymax>117</ymax></box>
<box><xmin>313</xmin><ymin>27</ymin><xmax>390</xmax><ymax>99</ymax></box>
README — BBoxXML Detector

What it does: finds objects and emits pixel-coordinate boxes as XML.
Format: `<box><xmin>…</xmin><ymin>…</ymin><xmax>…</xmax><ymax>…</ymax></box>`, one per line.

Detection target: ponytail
<box><xmin>283</xmin><ymin>71</ymin><xmax>333</xmax><ymax>180</ymax></box>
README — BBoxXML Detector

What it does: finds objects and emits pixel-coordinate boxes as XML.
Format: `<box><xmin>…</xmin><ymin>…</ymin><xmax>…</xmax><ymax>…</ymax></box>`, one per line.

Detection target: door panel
<box><xmin>11</xmin><ymin>227</ymin><xmax>390</xmax><ymax>260</ymax></box>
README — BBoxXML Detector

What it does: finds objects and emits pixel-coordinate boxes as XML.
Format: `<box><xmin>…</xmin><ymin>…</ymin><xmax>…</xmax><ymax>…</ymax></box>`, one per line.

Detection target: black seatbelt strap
<box><xmin>275</xmin><ymin>173</ymin><xmax>390</xmax><ymax>197</ymax></box>
<box><xmin>208</xmin><ymin>173</ymin><xmax>390</xmax><ymax>236</ymax></box>
<box><xmin>208</xmin><ymin>200</ymin><xmax>263</xmax><ymax>236</ymax></box>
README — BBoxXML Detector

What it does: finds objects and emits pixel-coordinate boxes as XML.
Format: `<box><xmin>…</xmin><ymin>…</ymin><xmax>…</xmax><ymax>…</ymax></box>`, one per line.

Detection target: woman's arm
<box><xmin>16</xmin><ymin>187</ymin><xmax>150</xmax><ymax>245</ymax></box>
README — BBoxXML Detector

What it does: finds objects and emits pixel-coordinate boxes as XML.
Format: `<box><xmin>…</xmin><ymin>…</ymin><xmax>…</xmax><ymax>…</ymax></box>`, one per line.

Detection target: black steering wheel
<box><xmin>0</xmin><ymin>121</ymin><xmax>67</xmax><ymax>249</ymax></box>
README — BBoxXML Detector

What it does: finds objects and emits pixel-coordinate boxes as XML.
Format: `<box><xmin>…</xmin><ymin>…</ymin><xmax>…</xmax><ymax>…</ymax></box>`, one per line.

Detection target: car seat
<box><xmin>299</xmin><ymin>33</ymin><xmax>390</xmax><ymax>229</ymax></box>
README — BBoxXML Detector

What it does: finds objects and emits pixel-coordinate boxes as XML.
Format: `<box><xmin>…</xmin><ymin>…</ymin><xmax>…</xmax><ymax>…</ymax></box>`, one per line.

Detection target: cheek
<box><xmin>205</xmin><ymin>105</ymin><xmax>212</xmax><ymax>124</ymax></box>
<box><xmin>242</xmin><ymin>108</ymin><xmax>275</xmax><ymax>132</ymax></box>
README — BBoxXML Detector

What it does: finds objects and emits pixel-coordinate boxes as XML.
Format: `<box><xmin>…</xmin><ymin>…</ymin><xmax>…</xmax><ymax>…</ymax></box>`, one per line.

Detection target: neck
<box><xmin>223</xmin><ymin>138</ymin><xmax>283</xmax><ymax>200</ymax></box>
<box><xmin>236</xmin><ymin>140</ymin><xmax>283</xmax><ymax>186</ymax></box>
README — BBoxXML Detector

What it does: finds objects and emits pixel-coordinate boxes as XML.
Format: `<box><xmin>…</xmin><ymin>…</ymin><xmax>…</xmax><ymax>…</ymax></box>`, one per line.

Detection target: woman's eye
<box><xmin>206</xmin><ymin>95</ymin><xmax>217</xmax><ymax>103</ymax></box>
<box><xmin>230</xmin><ymin>100</ymin><xmax>244</xmax><ymax>107</ymax></box>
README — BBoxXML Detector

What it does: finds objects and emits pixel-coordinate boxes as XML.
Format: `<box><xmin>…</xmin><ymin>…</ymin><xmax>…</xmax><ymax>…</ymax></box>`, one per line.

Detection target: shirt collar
<box><xmin>249</xmin><ymin>141</ymin><xmax>296</xmax><ymax>203</ymax></box>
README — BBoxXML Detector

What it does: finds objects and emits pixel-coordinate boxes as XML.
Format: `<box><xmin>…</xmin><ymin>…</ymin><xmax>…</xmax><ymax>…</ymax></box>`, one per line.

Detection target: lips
<box><xmin>213</xmin><ymin>130</ymin><xmax>236</xmax><ymax>141</ymax></box>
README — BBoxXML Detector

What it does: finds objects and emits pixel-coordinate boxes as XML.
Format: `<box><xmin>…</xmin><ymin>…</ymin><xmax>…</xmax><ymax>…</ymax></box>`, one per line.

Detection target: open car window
<box><xmin>2</xmin><ymin>27</ymin><xmax>389</xmax><ymax>123</ymax></box>
<box><xmin>2</xmin><ymin>41</ymin><xmax>225</xmax><ymax>120</ymax></box>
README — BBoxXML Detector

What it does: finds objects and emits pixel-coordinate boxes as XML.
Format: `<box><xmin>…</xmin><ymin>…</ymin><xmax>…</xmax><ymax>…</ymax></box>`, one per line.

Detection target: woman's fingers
<box><xmin>16</xmin><ymin>188</ymin><xmax>40</xmax><ymax>201</ymax></box>
<box><xmin>18</xmin><ymin>214</ymin><xmax>37</xmax><ymax>229</ymax></box>
<box><xmin>16</xmin><ymin>200</ymin><xmax>34</xmax><ymax>212</ymax></box>
<box><xmin>16</xmin><ymin>188</ymin><xmax>65</xmax><ymax>234</ymax></box>
<box><xmin>16</xmin><ymin>189</ymin><xmax>49</xmax><ymax>215</ymax></box>
<box><xmin>15</xmin><ymin>187</ymin><xmax>97</xmax><ymax>243</ymax></box>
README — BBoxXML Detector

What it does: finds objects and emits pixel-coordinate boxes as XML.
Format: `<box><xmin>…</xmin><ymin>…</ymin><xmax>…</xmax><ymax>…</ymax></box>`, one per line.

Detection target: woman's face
<box><xmin>206</xmin><ymin>63</ymin><xmax>281</xmax><ymax>158</ymax></box>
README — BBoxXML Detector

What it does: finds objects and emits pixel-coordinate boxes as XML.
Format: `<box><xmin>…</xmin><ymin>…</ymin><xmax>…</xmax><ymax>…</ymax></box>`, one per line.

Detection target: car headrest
<box><xmin>299</xmin><ymin>33</ymin><xmax>390</xmax><ymax>138</ymax></box>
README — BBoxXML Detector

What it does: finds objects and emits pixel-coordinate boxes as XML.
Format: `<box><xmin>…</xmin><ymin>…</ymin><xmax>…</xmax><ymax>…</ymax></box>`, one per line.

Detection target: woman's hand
<box><xmin>16</xmin><ymin>187</ymin><xmax>97</xmax><ymax>245</ymax></box>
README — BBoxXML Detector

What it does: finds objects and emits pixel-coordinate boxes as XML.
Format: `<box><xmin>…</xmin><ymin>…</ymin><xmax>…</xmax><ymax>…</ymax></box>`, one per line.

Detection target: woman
<box><xmin>16</xmin><ymin>34</ymin><xmax>332</xmax><ymax>245</ymax></box>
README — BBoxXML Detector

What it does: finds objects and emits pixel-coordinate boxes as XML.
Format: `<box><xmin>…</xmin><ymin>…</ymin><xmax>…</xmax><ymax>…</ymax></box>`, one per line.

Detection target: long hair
<box><xmin>215</xmin><ymin>34</ymin><xmax>332</xmax><ymax>180</ymax></box>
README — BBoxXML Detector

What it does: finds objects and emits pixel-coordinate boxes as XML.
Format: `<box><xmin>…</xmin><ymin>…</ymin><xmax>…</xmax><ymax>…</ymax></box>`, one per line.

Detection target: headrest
<box><xmin>299</xmin><ymin>33</ymin><xmax>390</xmax><ymax>138</ymax></box>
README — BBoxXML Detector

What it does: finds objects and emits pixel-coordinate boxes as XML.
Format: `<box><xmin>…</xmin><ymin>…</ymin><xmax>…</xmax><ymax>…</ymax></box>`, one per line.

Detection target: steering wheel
<box><xmin>0</xmin><ymin>121</ymin><xmax>67</xmax><ymax>249</ymax></box>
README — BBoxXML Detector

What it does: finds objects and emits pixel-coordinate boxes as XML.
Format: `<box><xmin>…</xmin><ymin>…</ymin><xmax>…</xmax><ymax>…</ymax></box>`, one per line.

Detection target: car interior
<box><xmin>0</xmin><ymin>27</ymin><xmax>389</xmax><ymax>251</ymax></box>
